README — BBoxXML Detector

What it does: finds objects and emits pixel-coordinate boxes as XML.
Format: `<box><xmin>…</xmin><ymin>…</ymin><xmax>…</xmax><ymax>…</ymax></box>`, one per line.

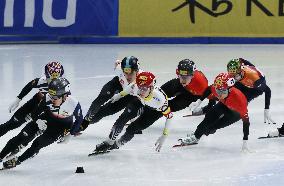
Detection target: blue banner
<box><xmin>0</xmin><ymin>0</ymin><xmax>118</xmax><ymax>36</ymax></box>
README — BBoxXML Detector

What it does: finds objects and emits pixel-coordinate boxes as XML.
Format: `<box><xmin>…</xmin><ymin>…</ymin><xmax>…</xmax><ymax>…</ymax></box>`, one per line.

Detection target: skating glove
<box><xmin>36</xmin><ymin>119</ymin><xmax>47</xmax><ymax>131</ymax></box>
<box><xmin>8</xmin><ymin>97</ymin><xmax>21</xmax><ymax>113</ymax></box>
<box><xmin>241</xmin><ymin>140</ymin><xmax>252</xmax><ymax>153</ymax></box>
<box><xmin>114</xmin><ymin>60</ymin><xmax>121</xmax><ymax>69</ymax></box>
<box><xmin>155</xmin><ymin>121</ymin><xmax>171</xmax><ymax>152</ymax></box>
<box><xmin>190</xmin><ymin>99</ymin><xmax>202</xmax><ymax>113</ymax></box>
<box><xmin>192</xmin><ymin>107</ymin><xmax>204</xmax><ymax>116</ymax></box>
<box><xmin>264</xmin><ymin>109</ymin><xmax>276</xmax><ymax>124</ymax></box>
<box><xmin>155</xmin><ymin>134</ymin><xmax>167</xmax><ymax>152</ymax></box>
<box><xmin>110</xmin><ymin>93</ymin><xmax>122</xmax><ymax>103</ymax></box>
<box><xmin>57</xmin><ymin>133</ymin><xmax>71</xmax><ymax>144</ymax></box>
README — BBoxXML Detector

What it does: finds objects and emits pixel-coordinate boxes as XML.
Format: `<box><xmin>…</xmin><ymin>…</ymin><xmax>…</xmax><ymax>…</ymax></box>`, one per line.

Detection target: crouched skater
<box><xmin>0</xmin><ymin>77</ymin><xmax>82</xmax><ymax>169</ymax></box>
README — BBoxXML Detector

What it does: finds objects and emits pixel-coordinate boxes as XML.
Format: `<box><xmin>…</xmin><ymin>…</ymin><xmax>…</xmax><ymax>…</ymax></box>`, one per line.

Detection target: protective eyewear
<box><xmin>178</xmin><ymin>70</ymin><xmax>191</xmax><ymax>76</ymax></box>
<box><xmin>49</xmin><ymin>94</ymin><xmax>61</xmax><ymax>100</ymax></box>
<box><xmin>215</xmin><ymin>88</ymin><xmax>228</xmax><ymax>96</ymax></box>
<box><xmin>48</xmin><ymin>89</ymin><xmax>61</xmax><ymax>100</ymax></box>
<box><xmin>138</xmin><ymin>86</ymin><xmax>150</xmax><ymax>93</ymax></box>
<box><xmin>46</xmin><ymin>72</ymin><xmax>60</xmax><ymax>79</ymax></box>
<box><xmin>123</xmin><ymin>67</ymin><xmax>133</xmax><ymax>74</ymax></box>
<box><xmin>50</xmin><ymin>72</ymin><xmax>60</xmax><ymax>79</ymax></box>
<box><xmin>179</xmin><ymin>75</ymin><xmax>193</xmax><ymax>80</ymax></box>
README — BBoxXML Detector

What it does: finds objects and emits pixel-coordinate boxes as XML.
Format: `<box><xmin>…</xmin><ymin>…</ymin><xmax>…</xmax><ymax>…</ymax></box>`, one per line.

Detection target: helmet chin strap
<box><xmin>142</xmin><ymin>86</ymin><xmax>154</xmax><ymax>100</ymax></box>
<box><xmin>62</xmin><ymin>94</ymin><xmax>68</xmax><ymax>103</ymax></box>
<box><xmin>180</xmin><ymin>77</ymin><xmax>192</xmax><ymax>87</ymax></box>
<box><xmin>144</xmin><ymin>92</ymin><xmax>152</xmax><ymax>100</ymax></box>
<box><xmin>223</xmin><ymin>88</ymin><xmax>231</xmax><ymax>99</ymax></box>
<box><xmin>186</xmin><ymin>78</ymin><xmax>192</xmax><ymax>86</ymax></box>
<box><xmin>57</xmin><ymin>94</ymin><xmax>68</xmax><ymax>106</ymax></box>
<box><xmin>240</xmin><ymin>71</ymin><xmax>244</xmax><ymax>79</ymax></box>
<box><xmin>149</xmin><ymin>86</ymin><xmax>154</xmax><ymax>94</ymax></box>
<box><xmin>235</xmin><ymin>71</ymin><xmax>244</xmax><ymax>81</ymax></box>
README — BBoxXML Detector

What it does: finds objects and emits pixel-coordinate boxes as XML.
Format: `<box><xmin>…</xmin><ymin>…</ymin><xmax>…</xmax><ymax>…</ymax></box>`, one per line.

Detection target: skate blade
<box><xmin>172</xmin><ymin>142</ymin><xmax>198</xmax><ymax>148</ymax></box>
<box><xmin>88</xmin><ymin>150</ymin><xmax>110</xmax><ymax>157</ymax></box>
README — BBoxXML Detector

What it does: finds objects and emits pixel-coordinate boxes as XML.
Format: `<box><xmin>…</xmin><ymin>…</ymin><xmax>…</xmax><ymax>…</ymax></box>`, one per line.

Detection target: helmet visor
<box><xmin>178</xmin><ymin>69</ymin><xmax>192</xmax><ymax>76</ymax></box>
<box><xmin>138</xmin><ymin>85</ymin><xmax>150</xmax><ymax>93</ymax></box>
<box><xmin>50</xmin><ymin>94</ymin><xmax>61</xmax><ymax>100</ymax></box>
<box><xmin>123</xmin><ymin>67</ymin><xmax>133</xmax><ymax>74</ymax></box>
<box><xmin>48</xmin><ymin>89</ymin><xmax>61</xmax><ymax>100</ymax></box>
<box><xmin>138</xmin><ymin>85</ymin><xmax>151</xmax><ymax>98</ymax></box>
<box><xmin>50</xmin><ymin>72</ymin><xmax>60</xmax><ymax>79</ymax></box>
<box><xmin>215</xmin><ymin>88</ymin><xmax>228</xmax><ymax>97</ymax></box>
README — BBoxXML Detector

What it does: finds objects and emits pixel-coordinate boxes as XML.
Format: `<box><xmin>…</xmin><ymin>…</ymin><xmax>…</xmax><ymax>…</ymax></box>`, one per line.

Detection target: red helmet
<box><xmin>136</xmin><ymin>72</ymin><xmax>156</xmax><ymax>88</ymax></box>
<box><xmin>214</xmin><ymin>73</ymin><xmax>235</xmax><ymax>90</ymax></box>
<box><xmin>45</xmin><ymin>61</ymin><xmax>64</xmax><ymax>80</ymax></box>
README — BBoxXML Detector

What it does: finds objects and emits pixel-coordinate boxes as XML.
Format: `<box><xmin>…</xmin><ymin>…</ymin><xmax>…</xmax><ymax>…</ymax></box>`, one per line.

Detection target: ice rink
<box><xmin>0</xmin><ymin>44</ymin><xmax>284</xmax><ymax>186</ymax></box>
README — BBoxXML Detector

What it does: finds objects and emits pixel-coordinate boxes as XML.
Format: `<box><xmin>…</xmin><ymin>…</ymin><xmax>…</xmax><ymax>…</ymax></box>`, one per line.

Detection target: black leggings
<box><xmin>85</xmin><ymin>76</ymin><xmax>123</xmax><ymax>122</ymax></box>
<box><xmin>0</xmin><ymin>122</ymin><xmax>66</xmax><ymax>163</ymax></box>
<box><xmin>18</xmin><ymin>126</ymin><xmax>63</xmax><ymax>163</ymax></box>
<box><xmin>194</xmin><ymin>102</ymin><xmax>241</xmax><ymax>139</ymax></box>
<box><xmin>235</xmin><ymin>83</ymin><xmax>263</xmax><ymax>102</ymax></box>
<box><xmin>108</xmin><ymin>98</ymin><xmax>144</xmax><ymax>141</ymax></box>
<box><xmin>0</xmin><ymin>94</ymin><xmax>41</xmax><ymax>137</ymax></box>
<box><xmin>117</xmin><ymin>78</ymin><xmax>200</xmax><ymax>145</ymax></box>
<box><xmin>123</xmin><ymin>91</ymin><xmax>199</xmax><ymax>137</ymax></box>
<box><xmin>92</xmin><ymin>95</ymin><xmax>137</xmax><ymax>124</ymax></box>
<box><xmin>0</xmin><ymin>121</ymin><xmax>40</xmax><ymax>159</ymax></box>
<box><xmin>118</xmin><ymin>106</ymin><xmax>162</xmax><ymax>145</ymax></box>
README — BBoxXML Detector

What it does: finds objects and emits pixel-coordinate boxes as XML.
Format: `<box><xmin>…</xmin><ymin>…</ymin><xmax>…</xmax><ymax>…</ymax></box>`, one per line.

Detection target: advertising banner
<box><xmin>119</xmin><ymin>0</ymin><xmax>284</xmax><ymax>37</ymax></box>
<box><xmin>0</xmin><ymin>0</ymin><xmax>118</xmax><ymax>36</ymax></box>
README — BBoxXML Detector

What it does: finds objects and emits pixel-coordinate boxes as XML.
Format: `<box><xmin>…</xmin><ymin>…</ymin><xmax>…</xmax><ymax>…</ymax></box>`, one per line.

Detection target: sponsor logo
<box><xmin>2</xmin><ymin>0</ymin><xmax>77</xmax><ymax>27</ymax></box>
<box><xmin>172</xmin><ymin>0</ymin><xmax>284</xmax><ymax>24</ymax></box>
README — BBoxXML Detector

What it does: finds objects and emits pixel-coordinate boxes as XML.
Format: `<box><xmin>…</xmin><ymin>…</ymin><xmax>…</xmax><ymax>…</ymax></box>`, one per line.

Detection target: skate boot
<box><xmin>95</xmin><ymin>141</ymin><xmax>111</xmax><ymax>152</ymax></box>
<box><xmin>109</xmin><ymin>141</ymin><xmax>119</xmax><ymax>150</ymax></box>
<box><xmin>3</xmin><ymin>157</ymin><xmax>21</xmax><ymax>169</ymax></box>
<box><xmin>179</xmin><ymin>132</ymin><xmax>199</xmax><ymax>145</ymax></box>
<box><xmin>268</xmin><ymin>129</ymin><xmax>280</xmax><ymax>137</ymax></box>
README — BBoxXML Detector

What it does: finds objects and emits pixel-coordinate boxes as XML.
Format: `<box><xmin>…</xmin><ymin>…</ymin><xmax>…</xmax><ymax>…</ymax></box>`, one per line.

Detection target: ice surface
<box><xmin>0</xmin><ymin>44</ymin><xmax>284</xmax><ymax>186</ymax></box>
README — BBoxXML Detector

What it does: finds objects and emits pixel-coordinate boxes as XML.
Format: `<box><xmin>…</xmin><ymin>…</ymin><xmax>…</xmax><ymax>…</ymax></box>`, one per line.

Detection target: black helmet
<box><xmin>121</xmin><ymin>56</ymin><xmax>139</xmax><ymax>73</ymax></box>
<box><xmin>176</xmin><ymin>59</ymin><xmax>196</xmax><ymax>76</ymax></box>
<box><xmin>48</xmin><ymin>77</ymin><xmax>70</xmax><ymax>97</ymax></box>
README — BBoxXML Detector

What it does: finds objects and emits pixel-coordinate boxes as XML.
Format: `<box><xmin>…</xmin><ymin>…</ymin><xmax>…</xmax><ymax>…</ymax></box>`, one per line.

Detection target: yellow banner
<box><xmin>119</xmin><ymin>0</ymin><xmax>284</xmax><ymax>37</ymax></box>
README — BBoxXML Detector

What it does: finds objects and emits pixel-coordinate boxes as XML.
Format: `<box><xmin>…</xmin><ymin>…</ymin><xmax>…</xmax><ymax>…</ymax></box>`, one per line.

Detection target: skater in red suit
<box><xmin>178</xmin><ymin>73</ymin><xmax>251</xmax><ymax>152</ymax></box>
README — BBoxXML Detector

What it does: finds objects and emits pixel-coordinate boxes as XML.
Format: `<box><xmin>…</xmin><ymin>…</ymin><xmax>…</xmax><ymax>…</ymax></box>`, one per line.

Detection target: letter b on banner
<box><xmin>4</xmin><ymin>0</ymin><xmax>77</xmax><ymax>27</ymax></box>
